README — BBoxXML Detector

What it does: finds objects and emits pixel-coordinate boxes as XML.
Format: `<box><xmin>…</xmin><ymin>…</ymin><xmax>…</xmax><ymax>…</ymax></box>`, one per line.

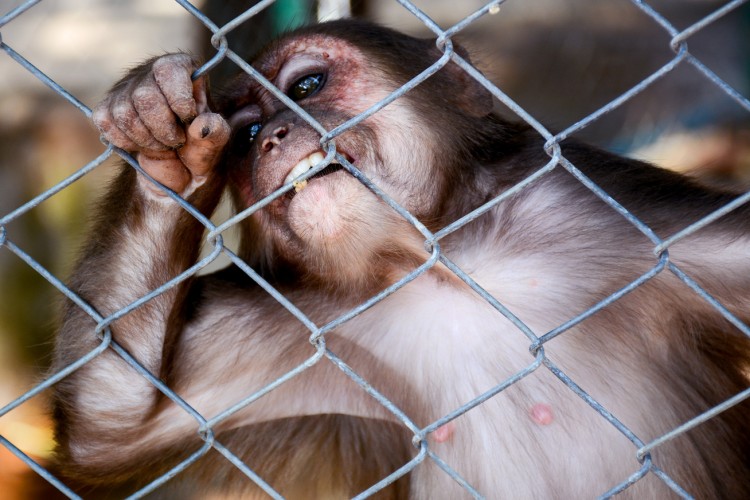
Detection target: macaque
<box><xmin>52</xmin><ymin>19</ymin><xmax>750</xmax><ymax>499</ymax></box>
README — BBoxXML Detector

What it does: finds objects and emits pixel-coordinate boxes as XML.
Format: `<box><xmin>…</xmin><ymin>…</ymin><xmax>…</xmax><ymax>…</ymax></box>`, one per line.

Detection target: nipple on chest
<box><xmin>433</xmin><ymin>421</ymin><xmax>457</xmax><ymax>443</ymax></box>
<box><xmin>530</xmin><ymin>403</ymin><xmax>554</xmax><ymax>425</ymax></box>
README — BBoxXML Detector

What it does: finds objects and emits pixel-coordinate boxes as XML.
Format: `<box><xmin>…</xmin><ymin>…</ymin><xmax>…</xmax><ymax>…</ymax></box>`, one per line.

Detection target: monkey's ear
<box><xmin>442</xmin><ymin>44</ymin><xmax>494</xmax><ymax>118</ymax></box>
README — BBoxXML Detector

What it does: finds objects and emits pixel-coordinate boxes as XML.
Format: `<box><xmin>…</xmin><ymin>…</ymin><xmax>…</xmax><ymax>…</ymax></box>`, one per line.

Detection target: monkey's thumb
<box><xmin>180</xmin><ymin>113</ymin><xmax>232</xmax><ymax>177</ymax></box>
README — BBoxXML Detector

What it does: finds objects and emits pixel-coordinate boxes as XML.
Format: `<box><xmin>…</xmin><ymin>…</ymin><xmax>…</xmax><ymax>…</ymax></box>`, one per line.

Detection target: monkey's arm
<box><xmin>52</xmin><ymin>55</ymin><xmax>232</xmax><ymax>478</ymax></box>
<box><xmin>52</xmin><ymin>56</ymin><xmax>387</xmax><ymax>485</ymax></box>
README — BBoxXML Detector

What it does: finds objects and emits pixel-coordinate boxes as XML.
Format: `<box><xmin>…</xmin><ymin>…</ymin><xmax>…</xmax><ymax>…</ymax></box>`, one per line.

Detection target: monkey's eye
<box><xmin>288</xmin><ymin>74</ymin><xmax>325</xmax><ymax>101</ymax></box>
<box><xmin>233</xmin><ymin>121</ymin><xmax>263</xmax><ymax>154</ymax></box>
<box><xmin>237</xmin><ymin>121</ymin><xmax>262</xmax><ymax>145</ymax></box>
<box><xmin>245</xmin><ymin>122</ymin><xmax>263</xmax><ymax>144</ymax></box>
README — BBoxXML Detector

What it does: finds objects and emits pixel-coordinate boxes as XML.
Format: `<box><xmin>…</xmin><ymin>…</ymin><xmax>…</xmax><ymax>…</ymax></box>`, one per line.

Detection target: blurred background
<box><xmin>1</xmin><ymin>0</ymin><xmax>748</xmax><ymax>497</ymax></box>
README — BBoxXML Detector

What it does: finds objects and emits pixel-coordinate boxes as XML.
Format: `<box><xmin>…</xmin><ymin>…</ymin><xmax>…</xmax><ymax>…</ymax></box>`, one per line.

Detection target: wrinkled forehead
<box><xmin>252</xmin><ymin>33</ymin><xmax>359</xmax><ymax>77</ymax></box>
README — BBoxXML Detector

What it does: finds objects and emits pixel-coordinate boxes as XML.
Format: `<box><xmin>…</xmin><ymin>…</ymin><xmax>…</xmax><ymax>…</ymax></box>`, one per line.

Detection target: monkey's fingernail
<box><xmin>201</xmin><ymin>126</ymin><xmax>211</xmax><ymax>138</ymax></box>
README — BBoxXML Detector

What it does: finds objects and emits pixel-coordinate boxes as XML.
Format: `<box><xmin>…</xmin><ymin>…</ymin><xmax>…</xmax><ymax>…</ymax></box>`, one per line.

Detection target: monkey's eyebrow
<box><xmin>228</xmin><ymin>106</ymin><xmax>262</xmax><ymax>129</ymax></box>
<box><xmin>216</xmin><ymin>75</ymin><xmax>265</xmax><ymax>113</ymax></box>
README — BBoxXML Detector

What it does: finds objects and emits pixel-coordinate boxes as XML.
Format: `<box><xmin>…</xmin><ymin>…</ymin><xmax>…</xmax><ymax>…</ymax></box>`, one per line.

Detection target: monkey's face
<box><xmin>224</xmin><ymin>32</ymin><xmax>441</xmax><ymax>284</ymax></box>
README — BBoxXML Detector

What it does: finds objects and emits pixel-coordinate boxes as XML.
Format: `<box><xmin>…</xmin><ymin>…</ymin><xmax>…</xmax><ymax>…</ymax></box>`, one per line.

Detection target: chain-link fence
<box><xmin>1</xmin><ymin>0</ymin><xmax>749</xmax><ymax>498</ymax></box>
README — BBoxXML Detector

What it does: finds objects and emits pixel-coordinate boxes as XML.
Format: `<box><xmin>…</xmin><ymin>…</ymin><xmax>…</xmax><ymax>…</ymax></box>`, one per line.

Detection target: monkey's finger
<box><xmin>132</xmin><ymin>74</ymin><xmax>187</xmax><ymax>148</ymax></box>
<box><xmin>92</xmin><ymin>101</ymin><xmax>140</xmax><ymax>151</ymax></box>
<box><xmin>111</xmin><ymin>92</ymin><xmax>167</xmax><ymax>151</ymax></box>
<box><xmin>137</xmin><ymin>150</ymin><xmax>191</xmax><ymax>196</ymax></box>
<box><xmin>192</xmin><ymin>76</ymin><xmax>210</xmax><ymax>115</ymax></box>
<box><xmin>152</xmin><ymin>54</ymin><xmax>202</xmax><ymax>123</ymax></box>
<box><xmin>179</xmin><ymin>113</ymin><xmax>231</xmax><ymax>178</ymax></box>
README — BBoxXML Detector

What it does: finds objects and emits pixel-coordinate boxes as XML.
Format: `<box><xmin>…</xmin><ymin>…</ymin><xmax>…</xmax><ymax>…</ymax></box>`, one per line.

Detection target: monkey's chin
<box><xmin>286</xmin><ymin>174</ymin><xmax>367</xmax><ymax>243</ymax></box>
<box><xmin>287</xmin><ymin>176</ymin><xmax>380</xmax><ymax>252</ymax></box>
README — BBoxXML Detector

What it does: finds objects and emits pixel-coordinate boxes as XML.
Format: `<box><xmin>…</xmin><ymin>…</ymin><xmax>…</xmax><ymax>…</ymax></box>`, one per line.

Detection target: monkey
<box><xmin>51</xmin><ymin>19</ymin><xmax>750</xmax><ymax>499</ymax></box>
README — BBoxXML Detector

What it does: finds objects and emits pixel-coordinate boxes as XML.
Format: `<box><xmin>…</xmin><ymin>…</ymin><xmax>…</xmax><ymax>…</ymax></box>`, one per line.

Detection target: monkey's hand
<box><xmin>93</xmin><ymin>54</ymin><xmax>231</xmax><ymax>198</ymax></box>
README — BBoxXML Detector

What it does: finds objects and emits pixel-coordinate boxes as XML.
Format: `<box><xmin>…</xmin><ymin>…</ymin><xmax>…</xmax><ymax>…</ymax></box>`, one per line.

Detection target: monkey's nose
<box><xmin>261</xmin><ymin>126</ymin><xmax>289</xmax><ymax>153</ymax></box>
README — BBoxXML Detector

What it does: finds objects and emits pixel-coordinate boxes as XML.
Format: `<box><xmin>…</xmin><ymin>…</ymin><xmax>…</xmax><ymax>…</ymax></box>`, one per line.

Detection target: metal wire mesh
<box><xmin>1</xmin><ymin>0</ymin><xmax>749</xmax><ymax>498</ymax></box>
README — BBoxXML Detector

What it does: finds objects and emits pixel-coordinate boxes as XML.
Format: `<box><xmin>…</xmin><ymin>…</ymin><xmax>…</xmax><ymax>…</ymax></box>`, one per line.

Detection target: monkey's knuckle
<box><xmin>91</xmin><ymin>105</ymin><xmax>112</xmax><ymax>132</ymax></box>
<box><xmin>111</xmin><ymin>104</ymin><xmax>139</xmax><ymax>131</ymax></box>
<box><xmin>157</xmin><ymin>53</ymin><xmax>196</xmax><ymax>66</ymax></box>
<box><xmin>131</xmin><ymin>83</ymin><xmax>153</xmax><ymax>100</ymax></box>
<box><xmin>131</xmin><ymin>86</ymin><xmax>160</xmax><ymax>111</ymax></box>
<box><xmin>153</xmin><ymin>54</ymin><xmax>196</xmax><ymax>79</ymax></box>
<box><xmin>111</xmin><ymin>110</ymin><xmax>134</xmax><ymax>130</ymax></box>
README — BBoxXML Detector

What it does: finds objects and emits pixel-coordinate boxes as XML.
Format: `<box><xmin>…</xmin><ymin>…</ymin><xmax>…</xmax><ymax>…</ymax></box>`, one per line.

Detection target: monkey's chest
<box><xmin>334</xmin><ymin>278</ymin><xmax>641</xmax><ymax>497</ymax></box>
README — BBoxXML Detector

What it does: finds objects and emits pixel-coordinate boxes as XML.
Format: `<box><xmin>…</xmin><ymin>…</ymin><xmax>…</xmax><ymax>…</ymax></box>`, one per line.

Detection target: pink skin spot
<box><xmin>433</xmin><ymin>421</ymin><xmax>456</xmax><ymax>443</ymax></box>
<box><xmin>530</xmin><ymin>403</ymin><xmax>554</xmax><ymax>425</ymax></box>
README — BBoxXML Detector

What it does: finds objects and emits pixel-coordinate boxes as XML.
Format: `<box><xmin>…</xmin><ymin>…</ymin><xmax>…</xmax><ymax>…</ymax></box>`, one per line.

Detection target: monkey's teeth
<box><xmin>285</xmin><ymin>151</ymin><xmax>326</xmax><ymax>191</ymax></box>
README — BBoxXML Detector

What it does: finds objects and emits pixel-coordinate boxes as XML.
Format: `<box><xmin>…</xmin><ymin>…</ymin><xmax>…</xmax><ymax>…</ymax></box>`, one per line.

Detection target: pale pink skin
<box><xmin>530</xmin><ymin>403</ymin><xmax>554</xmax><ymax>426</ymax></box>
<box><xmin>433</xmin><ymin>421</ymin><xmax>457</xmax><ymax>443</ymax></box>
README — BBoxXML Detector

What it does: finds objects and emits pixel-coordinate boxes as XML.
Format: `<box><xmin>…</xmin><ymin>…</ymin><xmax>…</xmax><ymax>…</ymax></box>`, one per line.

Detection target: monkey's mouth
<box><xmin>283</xmin><ymin>150</ymin><xmax>351</xmax><ymax>197</ymax></box>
